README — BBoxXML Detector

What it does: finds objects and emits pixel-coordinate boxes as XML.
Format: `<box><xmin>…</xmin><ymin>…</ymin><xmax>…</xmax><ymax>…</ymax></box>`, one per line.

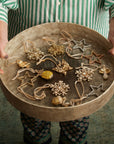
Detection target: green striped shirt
<box><xmin>0</xmin><ymin>0</ymin><xmax>114</xmax><ymax>38</ymax></box>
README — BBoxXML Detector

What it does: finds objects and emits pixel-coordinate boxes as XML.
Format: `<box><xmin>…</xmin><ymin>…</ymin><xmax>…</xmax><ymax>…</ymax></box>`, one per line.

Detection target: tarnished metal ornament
<box><xmin>52</xmin><ymin>96</ymin><xmax>63</xmax><ymax>105</ymax></box>
<box><xmin>86</xmin><ymin>83</ymin><xmax>104</xmax><ymax>97</ymax></box>
<box><xmin>40</xmin><ymin>70</ymin><xmax>53</xmax><ymax>80</ymax></box>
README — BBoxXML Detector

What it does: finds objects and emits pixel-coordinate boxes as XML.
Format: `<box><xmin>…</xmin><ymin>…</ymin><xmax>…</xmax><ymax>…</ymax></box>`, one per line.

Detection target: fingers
<box><xmin>0</xmin><ymin>69</ymin><xmax>4</xmax><ymax>74</ymax></box>
<box><xmin>0</xmin><ymin>49</ymin><xmax>8</xmax><ymax>59</ymax></box>
<box><xmin>108</xmin><ymin>18</ymin><xmax>114</xmax><ymax>56</ymax></box>
<box><xmin>0</xmin><ymin>41</ymin><xmax>8</xmax><ymax>74</ymax></box>
<box><xmin>109</xmin><ymin>47</ymin><xmax>114</xmax><ymax>55</ymax></box>
<box><xmin>108</xmin><ymin>37</ymin><xmax>114</xmax><ymax>55</ymax></box>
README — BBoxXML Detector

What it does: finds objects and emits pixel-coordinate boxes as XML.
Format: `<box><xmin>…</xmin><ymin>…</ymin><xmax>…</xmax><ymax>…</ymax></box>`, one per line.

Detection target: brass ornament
<box><xmin>49</xmin><ymin>81</ymin><xmax>70</xmax><ymax>96</ymax></box>
<box><xmin>75</xmin><ymin>63</ymin><xmax>97</xmax><ymax>81</ymax></box>
<box><xmin>52</xmin><ymin>96</ymin><xmax>64</xmax><ymax>106</ymax></box>
<box><xmin>99</xmin><ymin>65</ymin><xmax>111</xmax><ymax>80</ymax></box>
<box><xmin>24</xmin><ymin>40</ymin><xmax>44</xmax><ymax>61</ymax></box>
<box><xmin>48</xmin><ymin>44</ymin><xmax>65</xmax><ymax>56</ymax></box>
<box><xmin>16</xmin><ymin>60</ymin><xmax>30</xmax><ymax>68</ymax></box>
<box><xmin>52</xmin><ymin>59</ymin><xmax>73</xmax><ymax>75</ymax></box>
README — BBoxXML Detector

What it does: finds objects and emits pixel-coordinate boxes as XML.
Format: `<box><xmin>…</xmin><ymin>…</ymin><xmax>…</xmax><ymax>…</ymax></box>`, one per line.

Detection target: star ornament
<box><xmin>87</xmin><ymin>83</ymin><xmax>104</xmax><ymax>97</ymax></box>
<box><xmin>73</xmin><ymin>39</ymin><xmax>91</xmax><ymax>52</ymax></box>
<box><xmin>17</xmin><ymin>71</ymin><xmax>34</xmax><ymax>86</ymax></box>
<box><xmin>82</xmin><ymin>51</ymin><xmax>104</xmax><ymax>64</ymax></box>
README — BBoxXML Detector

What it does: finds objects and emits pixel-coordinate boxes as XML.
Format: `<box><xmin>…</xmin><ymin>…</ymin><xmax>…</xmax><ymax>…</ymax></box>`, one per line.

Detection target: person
<box><xmin>0</xmin><ymin>0</ymin><xmax>114</xmax><ymax>144</ymax></box>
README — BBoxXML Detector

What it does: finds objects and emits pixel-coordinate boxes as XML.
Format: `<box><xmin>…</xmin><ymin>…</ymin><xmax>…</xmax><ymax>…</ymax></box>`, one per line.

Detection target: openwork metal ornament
<box><xmin>75</xmin><ymin>63</ymin><xmax>97</xmax><ymax>81</ymax></box>
<box><xmin>24</xmin><ymin>40</ymin><xmax>44</xmax><ymax>61</ymax></box>
<box><xmin>73</xmin><ymin>39</ymin><xmax>91</xmax><ymax>52</ymax></box>
<box><xmin>86</xmin><ymin>83</ymin><xmax>104</xmax><ymax>97</ymax></box>
<box><xmin>82</xmin><ymin>51</ymin><xmax>104</xmax><ymax>64</ymax></box>
<box><xmin>49</xmin><ymin>81</ymin><xmax>70</xmax><ymax>96</ymax></box>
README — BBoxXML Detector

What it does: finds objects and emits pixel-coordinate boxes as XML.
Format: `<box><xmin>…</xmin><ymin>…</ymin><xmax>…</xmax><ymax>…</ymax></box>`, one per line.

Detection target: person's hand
<box><xmin>0</xmin><ymin>20</ymin><xmax>8</xmax><ymax>74</ymax></box>
<box><xmin>108</xmin><ymin>17</ymin><xmax>114</xmax><ymax>55</ymax></box>
<box><xmin>0</xmin><ymin>39</ymin><xmax>8</xmax><ymax>58</ymax></box>
<box><xmin>0</xmin><ymin>39</ymin><xmax>8</xmax><ymax>74</ymax></box>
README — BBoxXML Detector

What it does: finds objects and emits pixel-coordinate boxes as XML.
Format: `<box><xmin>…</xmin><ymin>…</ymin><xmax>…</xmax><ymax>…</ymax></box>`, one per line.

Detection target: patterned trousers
<box><xmin>20</xmin><ymin>113</ymin><xmax>89</xmax><ymax>144</ymax></box>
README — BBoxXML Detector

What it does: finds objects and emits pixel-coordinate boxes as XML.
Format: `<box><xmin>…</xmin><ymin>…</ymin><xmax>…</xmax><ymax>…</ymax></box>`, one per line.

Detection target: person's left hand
<box><xmin>108</xmin><ymin>17</ymin><xmax>114</xmax><ymax>55</ymax></box>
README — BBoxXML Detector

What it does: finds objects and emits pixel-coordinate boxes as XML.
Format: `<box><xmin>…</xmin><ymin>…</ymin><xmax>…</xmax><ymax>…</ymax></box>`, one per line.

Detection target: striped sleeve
<box><xmin>0</xmin><ymin>0</ymin><xmax>18</xmax><ymax>23</ymax></box>
<box><xmin>104</xmin><ymin>0</ymin><xmax>114</xmax><ymax>10</ymax></box>
<box><xmin>110</xmin><ymin>4</ymin><xmax>114</xmax><ymax>18</ymax></box>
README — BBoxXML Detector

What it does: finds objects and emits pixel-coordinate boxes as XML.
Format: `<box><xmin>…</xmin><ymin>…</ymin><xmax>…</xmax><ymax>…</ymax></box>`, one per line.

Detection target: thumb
<box><xmin>0</xmin><ymin>40</ymin><xmax>8</xmax><ymax>59</ymax></box>
<box><xmin>0</xmin><ymin>48</ymin><xmax>8</xmax><ymax>59</ymax></box>
<box><xmin>108</xmin><ymin>35</ymin><xmax>114</xmax><ymax>55</ymax></box>
<box><xmin>109</xmin><ymin>47</ymin><xmax>114</xmax><ymax>55</ymax></box>
<box><xmin>0</xmin><ymin>69</ymin><xmax>4</xmax><ymax>74</ymax></box>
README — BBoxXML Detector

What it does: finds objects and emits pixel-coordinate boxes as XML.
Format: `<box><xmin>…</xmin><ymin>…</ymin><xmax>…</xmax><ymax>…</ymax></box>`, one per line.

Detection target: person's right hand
<box><xmin>108</xmin><ymin>17</ymin><xmax>114</xmax><ymax>55</ymax></box>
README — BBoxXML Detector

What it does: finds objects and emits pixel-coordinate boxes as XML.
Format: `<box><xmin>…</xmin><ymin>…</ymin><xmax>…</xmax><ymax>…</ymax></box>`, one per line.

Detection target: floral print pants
<box><xmin>21</xmin><ymin>113</ymin><xmax>89</xmax><ymax>144</ymax></box>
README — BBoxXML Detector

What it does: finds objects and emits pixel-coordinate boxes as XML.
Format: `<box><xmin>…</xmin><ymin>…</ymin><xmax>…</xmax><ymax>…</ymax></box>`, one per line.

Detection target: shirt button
<box><xmin>57</xmin><ymin>19</ymin><xmax>60</xmax><ymax>22</ymax></box>
<box><xmin>58</xmin><ymin>2</ymin><xmax>61</xmax><ymax>5</ymax></box>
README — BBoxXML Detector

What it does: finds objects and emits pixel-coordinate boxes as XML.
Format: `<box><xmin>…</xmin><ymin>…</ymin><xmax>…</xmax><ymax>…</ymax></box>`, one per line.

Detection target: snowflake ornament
<box><xmin>50</xmin><ymin>81</ymin><xmax>70</xmax><ymax>96</ymax></box>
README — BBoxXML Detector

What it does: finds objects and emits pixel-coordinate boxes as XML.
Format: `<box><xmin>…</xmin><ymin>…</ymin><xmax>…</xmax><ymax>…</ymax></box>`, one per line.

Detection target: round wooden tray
<box><xmin>0</xmin><ymin>22</ymin><xmax>114</xmax><ymax>121</ymax></box>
